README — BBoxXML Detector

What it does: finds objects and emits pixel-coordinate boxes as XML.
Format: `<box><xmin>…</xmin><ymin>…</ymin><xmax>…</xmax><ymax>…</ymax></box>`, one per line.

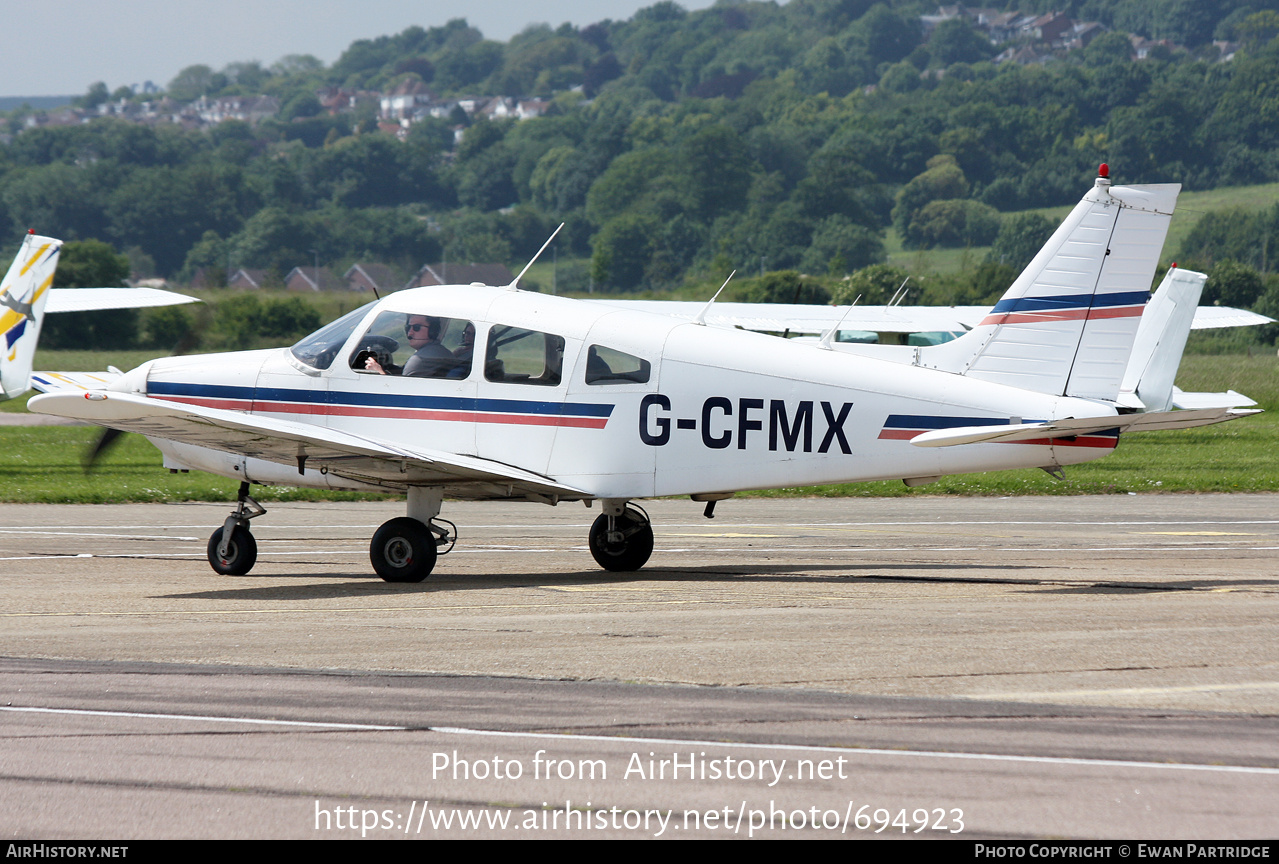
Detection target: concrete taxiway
<box><xmin>2</xmin><ymin>495</ymin><xmax>1277</xmax><ymax>838</ymax></box>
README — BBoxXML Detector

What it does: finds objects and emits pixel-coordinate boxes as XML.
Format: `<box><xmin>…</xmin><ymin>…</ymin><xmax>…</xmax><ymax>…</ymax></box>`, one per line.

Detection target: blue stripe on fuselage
<box><xmin>148</xmin><ymin>380</ymin><xmax>614</xmax><ymax>418</ymax></box>
<box><xmin>988</xmin><ymin>291</ymin><xmax>1150</xmax><ymax>314</ymax></box>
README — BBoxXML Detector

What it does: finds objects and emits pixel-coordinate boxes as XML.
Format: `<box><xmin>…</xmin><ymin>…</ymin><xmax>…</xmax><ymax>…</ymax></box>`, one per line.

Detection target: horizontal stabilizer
<box><xmin>909</xmin><ymin>407</ymin><xmax>1260</xmax><ymax>448</ymax></box>
<box><xmin>1171</xmin><ymin>388</ymin><xmax>1257</xmax><ymax>410</ymax></box>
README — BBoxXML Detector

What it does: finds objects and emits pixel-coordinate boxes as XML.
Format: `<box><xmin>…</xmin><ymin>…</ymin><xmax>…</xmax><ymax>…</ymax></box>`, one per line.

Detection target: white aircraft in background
<box><xmin>28</xmin><ymin>168</ymin><xmax>1262</xmax><ymax>582</ymax></box>
<box><xmin>597</xmin><ymin>294</ymin><xmax>1270</xmax><ymax>345</ymax></box>
<box><xmin>1</xmin><ymin>231</ymin><xmax>199</xmax><ymax>401</ymax></box>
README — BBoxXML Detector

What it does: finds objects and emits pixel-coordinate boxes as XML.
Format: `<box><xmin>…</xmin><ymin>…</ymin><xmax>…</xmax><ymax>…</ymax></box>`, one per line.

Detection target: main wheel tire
<box><xmin>207</xmin><ymin>525</ymin><xmax>257</xmax><ymax>576</ymax></box>
<box><xmin>588</xmin><ymin>508</ymin><xmax>654</xmax><ymax>572</ymax></box>
<box><xmin>370</xmin><ymin>517</ymin><xmax>437</xmax><ymax>583</ymax></box>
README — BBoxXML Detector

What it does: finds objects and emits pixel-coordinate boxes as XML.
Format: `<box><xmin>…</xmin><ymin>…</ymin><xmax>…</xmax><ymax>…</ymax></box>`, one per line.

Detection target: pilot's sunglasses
<box><xmin>405</xmin><ymin>323</ymin><xmax>429</xmax><ymax>332</ymax></box>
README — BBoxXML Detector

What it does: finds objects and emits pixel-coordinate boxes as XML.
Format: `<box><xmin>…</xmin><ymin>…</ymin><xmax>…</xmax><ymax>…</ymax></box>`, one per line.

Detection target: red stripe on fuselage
<box><xmin>978</xmin><ymin>305</ymin><xmax>1145</xmax><ymax>327</ymax></box>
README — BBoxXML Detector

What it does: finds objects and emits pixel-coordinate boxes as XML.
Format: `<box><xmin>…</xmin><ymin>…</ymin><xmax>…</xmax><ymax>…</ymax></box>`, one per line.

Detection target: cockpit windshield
<box><xmin>289</xmin><ymin>302</ymin><xmax>376</xmax><ymax>370</ymax></box>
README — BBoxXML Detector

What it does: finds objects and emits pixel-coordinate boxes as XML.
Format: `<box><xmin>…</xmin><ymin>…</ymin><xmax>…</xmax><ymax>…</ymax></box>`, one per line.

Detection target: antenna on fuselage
<box><xmin>693</xmin><ymin>270</ymin><xmax>736</xmax><ymax>326</ymax></box>
<box><xmin>508</xmin><ymin>223</ymin><xmax>564</xmax><ymax>291</ymax></box>
<box><xmin>818</xmin><ymin>294</ymin><xmax>862</xmax><ymax>351</ymax></box>
<box><xmin>887</xmin><ymin>276</ymin><xmax>911</xmax><ymax>307</ymax></box>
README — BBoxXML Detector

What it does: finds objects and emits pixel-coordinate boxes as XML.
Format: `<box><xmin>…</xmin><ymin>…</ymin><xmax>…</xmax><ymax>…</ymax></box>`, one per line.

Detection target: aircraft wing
<box><xmin>909</xmin><ymin>407</ymin><xmax>1261</xmax><ymax>448</ymax></box>
<box><xmin>589</xmin><ymin>300</ymin><xmax>1272</xmax><ymax>334</ymax></box>
<box><xmin>44</xmin><ymin>287</ymin><xmax>199</xmax><ymax>314</ymax></box>
<box><xmin>26</xmin><ymin>389</ymin><xmax>585</xmax><ymax>498</ymax></box>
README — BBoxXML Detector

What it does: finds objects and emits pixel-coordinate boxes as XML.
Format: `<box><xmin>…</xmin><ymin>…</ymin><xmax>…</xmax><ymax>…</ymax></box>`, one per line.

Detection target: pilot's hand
<box><xmin>365</xmin><ymin>356</ymin><xmax>385</xmax><ymax>374</ymax></box>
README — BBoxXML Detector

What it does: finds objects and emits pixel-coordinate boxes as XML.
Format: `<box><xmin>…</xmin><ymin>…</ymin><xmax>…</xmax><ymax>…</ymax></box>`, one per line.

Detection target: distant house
<box><xmin>380</xmin><ymin>78</ymin><xmax>436</xmax><ymax>120</ymax></box>
<box><xmin>408</xmin><ymin>263</ymin><xmax>515</xmax><ymax>288</ymax></box>
<box><xmin>188</xmin><ymin>267</ymin><xmax>225</xmax><ymax>289</ymax></box>
<box><xmin>1024</xmin><ymin>12</ymin><xmax>1072</xmax><ymax>43</ymax></box>
<box><xmin>284</xmin><ymin>266</ymin><xmax>344</xmax><ymax>292</ymax></box>
<box><xmin>1068</xmin><ymin>21</ymin><xmax>1106</xmax><ymax>49</ymax></box>
<box><xmin>478</xmin><ymin>97</ymin><xmax>515</xmax><ymax>120</ymax></box>
<box><xmin>344</xmin><ymin>263</ymin><xmax>405</xmax><ymax>294</ymax></box>
<box><xmin>516</xmin><ymin>99</ymin><xmax>550</xmax><ymax>120</ymax></box>
<box><xmin>228</xmin><ymin>268</ymin><xmax>268</xmax><ymax>290</ymax></box>
<box><xmin>189</xmin><ymin>95</ymin><xmax>280</xmax><ymax>125</ymax></box>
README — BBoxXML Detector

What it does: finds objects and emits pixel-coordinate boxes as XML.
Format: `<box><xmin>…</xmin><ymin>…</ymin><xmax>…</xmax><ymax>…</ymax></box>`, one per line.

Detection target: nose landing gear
<box><xmin>207</xmin><ymin>481</ymin><xmax>265</xmax><ymax>576</ymax></box>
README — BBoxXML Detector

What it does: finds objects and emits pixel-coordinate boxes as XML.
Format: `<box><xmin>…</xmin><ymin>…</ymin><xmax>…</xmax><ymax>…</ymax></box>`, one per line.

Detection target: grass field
<box><xmin>3</xmin><ymin>351</ymin><xmax>1274</xmax><ymax>504</ymax></box>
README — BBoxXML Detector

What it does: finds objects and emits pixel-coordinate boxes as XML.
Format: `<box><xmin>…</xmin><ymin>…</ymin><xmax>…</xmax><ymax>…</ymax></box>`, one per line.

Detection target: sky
<box><xmin>0</xmin><ymin>0</ymin><xmax>718</xmax><ymax>97</ymax></box>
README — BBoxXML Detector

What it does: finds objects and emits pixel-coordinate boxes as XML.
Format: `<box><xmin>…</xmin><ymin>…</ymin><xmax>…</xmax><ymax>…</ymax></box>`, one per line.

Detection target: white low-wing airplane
<box><xmin>28</xmin><ymin>169</ymin><xmax>1261</xmax><ymax>582</ymax></box>
<box><xmin>1</xmin><ymin>231</ymin><xmax>200</xmax><ymax>401</ymax></box>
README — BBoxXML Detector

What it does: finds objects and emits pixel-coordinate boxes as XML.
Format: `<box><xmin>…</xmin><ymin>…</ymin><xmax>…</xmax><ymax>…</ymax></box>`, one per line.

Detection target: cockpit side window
<box><xmin>289</xmin><ymin>302</ymin><xmax>376</xmax><ymax>370</ymax></box>
<box><xmin>484</xmin><ymin>326</ymin><xmax>565</xmax><ymax>386</ymax></box>
<box><xmin>585</xmin><ymin>345</ymin><xmax>651</xmax><ymax>385</ymax></box>
<box><xmin>350</xmin><ymin>310</ymin><xmax>475</xmax><ymax>379</ymax></box>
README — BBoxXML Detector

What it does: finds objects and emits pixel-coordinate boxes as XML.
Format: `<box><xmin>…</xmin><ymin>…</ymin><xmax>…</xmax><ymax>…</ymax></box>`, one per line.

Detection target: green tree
<box><xmin>42</xmin><ymin>239</ymin><xmax>136</xmax><ymax>349</ymax></box>
<box><xmin>75</xmin><ymin>82</ymin><xmax>110</xmax><ymax>110</ymax></box>
<box><xmin>906</xmin><ymin>199</ymin><xmax>1001</xmax><ymax>248</ymax></box>
<box><xmin>800</xmin><ymin>216</ymin><xmax>885</xmax><ymax>275</ymax></box>
<box><xmin>741</xmin><ymin>270</ymin><xmax>831</xmax><ymax>304</ymax></box>
<box><xmin>928</xmin><ymin>19</ymin><xmax>994</xmax><ymax>67</ymax></box>
<box><xmin>1204</xmin><ymin>259</ymin><xmax>1265</xmax><ymax>307</ymax></box>
<box><xmin>831</xmin><ymin>263</ymin><xmax>910</xmax><ymax>305</ymax></box>
<box><xmin>988</xmin><ymin>212</ymin><xmax>1055</xmax><ymax>272</ymax></box>
<box><xmin>167</xmin><ymin>65</ymin><xmax>217</xmax><ymax>101</ymax></box>
<box><xmin>140</xmin><ymin>305</ymin><xmax>196</xmax><ymax>351</ymax></box>
<box><xmin>591</xmin><ymin>213</ymin><xmax>661</xmax><ymax>291</ymax></box>
<box><xmin>892</xmin><ymin>155</ymin><xmax>969</xmax><ymax>239</ymax></box>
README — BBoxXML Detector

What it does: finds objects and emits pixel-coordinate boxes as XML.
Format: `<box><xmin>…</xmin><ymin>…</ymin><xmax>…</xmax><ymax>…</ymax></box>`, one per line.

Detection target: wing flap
<box><xmin>27</xmin><ymin>390</ymin><xmax>585</xmax><ymax>497</ymax></box>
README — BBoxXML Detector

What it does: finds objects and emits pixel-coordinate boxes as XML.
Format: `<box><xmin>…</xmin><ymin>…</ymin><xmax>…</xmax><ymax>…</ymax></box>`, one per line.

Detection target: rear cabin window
<box><xmin>585</xmin><ymin>345</ymin><xmax>651</xmax><ymax>385</ymax></box>
<box><xmin>485</xmin><ymin>326</ymin><xmax>565</xmax><ymax>386</ymax></box>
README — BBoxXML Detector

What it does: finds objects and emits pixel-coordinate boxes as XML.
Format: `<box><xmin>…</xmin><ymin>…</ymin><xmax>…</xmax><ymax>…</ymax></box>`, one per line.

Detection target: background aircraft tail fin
<box><xmin>1117</xmin><ymin>266</ymin><xmax>1203</xmax><ymax>412</ymax></box>
<box><xmin>0</xmin><ymin>233</ymin><xmax>62</xmax><ymax>400</ymax></box>
<box><xmin>924</xmin><ymin>170</ymin><xmax>1177</xmax><ymax>402</ymax></box>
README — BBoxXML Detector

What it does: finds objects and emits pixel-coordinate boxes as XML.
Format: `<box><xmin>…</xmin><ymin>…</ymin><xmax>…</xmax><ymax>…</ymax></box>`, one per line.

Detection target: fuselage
<box><xmin>119</xmin><ymin>285</ymin><xmax>1121</xmax><ymax>499</ymax></box>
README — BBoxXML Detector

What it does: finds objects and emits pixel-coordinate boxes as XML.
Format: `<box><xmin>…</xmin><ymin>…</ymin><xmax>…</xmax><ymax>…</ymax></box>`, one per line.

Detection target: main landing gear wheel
<box><xmin>371</xmin><ymin>517</ymin><xmax>437</xmax><ymax>583</ymax></box>
<box><xmin>207</xmin><ymin>525</ymin><xmax>257</xmax><ymax>576</ymax></box>
<box><xmin>589</xmin><ymin>505</ymin><xmax>654</xmax><ymax>572</ymax></box>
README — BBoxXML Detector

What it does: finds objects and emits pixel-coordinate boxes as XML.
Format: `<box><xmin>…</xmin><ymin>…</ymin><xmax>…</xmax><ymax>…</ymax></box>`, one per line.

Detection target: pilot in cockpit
<box><xmin>364</xmin><ymin>314</ymin><xmax>455</xmax><ymax>378</ymax></box>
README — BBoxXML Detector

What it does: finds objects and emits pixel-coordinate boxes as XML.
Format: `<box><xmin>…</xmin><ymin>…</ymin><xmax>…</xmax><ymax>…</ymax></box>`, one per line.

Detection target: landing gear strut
<box><xmin>370</xmin><ymin>487</ymin><xmax>454</xmax><ymax>583</ymax></box>
<box><xmin>207</xmin><ymin>481</ymin><xmax>265</xmax><ymax>576</ymax></box>
<box><xmin>589</xmin><ymin>501</ymin><xmax>653</xmax><ymax>572</ymax></box>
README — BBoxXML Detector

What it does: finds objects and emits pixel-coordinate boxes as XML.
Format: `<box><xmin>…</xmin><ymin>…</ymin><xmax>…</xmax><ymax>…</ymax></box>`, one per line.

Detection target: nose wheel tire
<box><xmin>371</xmin><ymin>517</ymin><xmax>437</xmax><ymax>583</ymax></box>
<box><xmin>207</xmin><ymin>525</ymin><xmax>258</xmax><ymax>576</ymax></box>
<box><xmin>589</xmin><ymin>508</ymin><xmax>654</xmax><ymax>572</ymax></box>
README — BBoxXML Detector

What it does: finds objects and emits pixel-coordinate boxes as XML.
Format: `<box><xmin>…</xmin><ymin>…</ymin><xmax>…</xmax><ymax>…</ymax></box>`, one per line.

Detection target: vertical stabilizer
<box><xmin>0</xmin><ymin>233</ymin><xmax>62</xmax><ymax>400</ymax></box>
<box><xmin>924</xmin><ymin>169</ymin><xmax>1177</xmax><ymax>402</ymax></box>
<box><xmin>1118</xmin><ymin>266</ymin><xmax>1204</xmax><ymax>412</ymax></box>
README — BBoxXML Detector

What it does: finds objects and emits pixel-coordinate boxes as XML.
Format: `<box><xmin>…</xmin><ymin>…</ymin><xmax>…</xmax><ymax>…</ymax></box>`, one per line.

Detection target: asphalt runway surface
<box><xmin>2</xmin><ymin>495</ymin><xmax>1277</xmax><ymax>839</ymax></box>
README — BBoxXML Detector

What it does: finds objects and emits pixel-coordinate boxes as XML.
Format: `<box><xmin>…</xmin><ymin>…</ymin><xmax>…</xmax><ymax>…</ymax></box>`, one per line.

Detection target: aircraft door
<box><xmin>474</xmin><ymin>324</ymin><xmax>576</xmax><ymax>477</ymax></box>
<box><xmin>550</xmin><ymin>314</ymin><xmax>664</xmax><ymax>497</ymax></box>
